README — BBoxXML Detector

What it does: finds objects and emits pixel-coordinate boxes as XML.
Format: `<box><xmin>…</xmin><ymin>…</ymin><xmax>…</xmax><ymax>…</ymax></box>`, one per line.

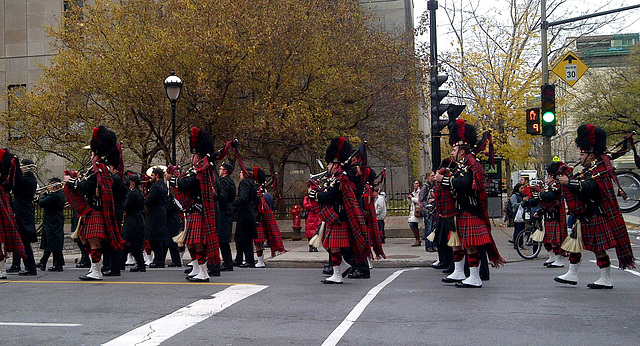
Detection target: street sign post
<box><xmin>552</xmin><ymin>51</ymin><xmax>589</xmax><ymax>87</ymax></box>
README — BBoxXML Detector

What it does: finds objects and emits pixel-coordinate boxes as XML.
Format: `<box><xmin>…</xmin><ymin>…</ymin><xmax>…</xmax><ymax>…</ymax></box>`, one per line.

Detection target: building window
<box><xmin>7</xmin><ymin>84</ymin><xmax>26</xmax><ymax>141</ymax></box>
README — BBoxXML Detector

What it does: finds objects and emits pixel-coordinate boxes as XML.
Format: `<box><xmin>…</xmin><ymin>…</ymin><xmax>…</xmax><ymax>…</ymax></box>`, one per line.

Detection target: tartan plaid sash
<box><xmin>195</xmin><ymin>157</ymin><xmax>220</xmax><ymax>265</ymax></box>
<box><xmin>319</xmin><ymin>205</ymin><xmax>340</xmax><ymax>225</ymax></box>
<box><xmin>0</xmin><ymin>186</ymin><xmax>25</xmax><ymax>258</ymax></box>
<box><xmin>257</xmin><ymin>190</ymin><xmax>286</xmax><ymax>257</ymax></box>
<box><xmin>592</xmin><ymin>159</ymin><xmax>635</xmax><ymax>269</ymax></box>
<box><xmin>363</xmin><ymin>185</ymin><xmax>385</xmax><ymax>259</ymax></box>
<box><xmin>94</xmin><ymin>160</ymin><xmax>124</xmax><ymax>251</ymax></box>
<box><xmin>465</xmin><ymin>154</ymin><xmax>491</xmax><ymax>229</ymax></box>
<box><xmin>338</xmin><ymin>173</ymin><xmax>371</xmax><ymax>262</ymax></box>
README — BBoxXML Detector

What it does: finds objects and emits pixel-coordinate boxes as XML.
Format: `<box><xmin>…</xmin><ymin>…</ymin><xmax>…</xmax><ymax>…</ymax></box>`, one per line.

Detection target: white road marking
<box><xmin>103</xmin><ymin>284</ymin><xmax>267</xmax><ymax>346</ymax></box>
<box><xmin>0</xmin><ymin>322</ymin><xmax>81</xmax><ymax>327</ymax></box>
<box><xmin>322</xmin><ymin>268</ymin><xmax>416</xmax><ymax>346</ymax></box>
<box><xmin>588</xmin><ymin>260</ymin><xmax>640</xmax><ymax>277</ymax></box>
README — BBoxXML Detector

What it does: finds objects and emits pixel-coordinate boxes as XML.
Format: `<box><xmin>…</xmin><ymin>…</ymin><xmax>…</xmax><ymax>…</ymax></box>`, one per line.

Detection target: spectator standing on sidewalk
<box><xmin>408</xmin><ymin>180</ymin><xmax>422</xmax><ymax>247</ymax></box>
<box><xmin>420</xmin><ymin>171</ymin><xmax>437</xmax><ymax>252</ymax></box>
<box><xmin>303</xmin><ymin>191</ymin><xmax>322</xmax><ymax>252</ymax></box>
<box><xmin>509</xmin><ymin>183</ymin><xmax>527</xmax><ymax>249</ymax></box>
<box><xmin>374</xmin><ymin>188</ymin><xmax>387</xmax><ymax>243</ymax></box>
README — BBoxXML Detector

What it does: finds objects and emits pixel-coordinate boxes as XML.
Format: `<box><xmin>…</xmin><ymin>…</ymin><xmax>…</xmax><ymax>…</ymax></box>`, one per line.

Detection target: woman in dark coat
<box><xmin>122</xmin><ymin>174</ymin><xmax>146</xmax><ymax>272</ymax></box>
<box><xmin>37</xmin><ymin>178</ymin><xmax>66</xmax><ymax>271</ymax></box>
<box><xmin>233</xmin><ymin>169</ymin><xmax>257</xmax><ymax>267</ymax></box>
<box><xmin>144</xmin><ymin>168</ymin><xmax>169</xmax><ymax>268</ymax></box>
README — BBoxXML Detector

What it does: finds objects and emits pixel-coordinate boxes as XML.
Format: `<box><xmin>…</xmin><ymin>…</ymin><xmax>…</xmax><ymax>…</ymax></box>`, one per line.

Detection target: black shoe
<box><xmin>208</xmin><ymin>269</ymin><xmax>221</xmax><ymax>277</ymax></box>
<box><xmin>76</xmin><ymin>262</ymin><xmax>90</xmax><ymax>269</ymax></box>
<box><xmin>322</xmin><ymin>264</ymin><xmax>332</xmax><ymax>276</ymax></box>
<box><xmin>130</xmin><ymin>265</ymin><xmax>146</xmax><ymax>272</ymax></box>
<box><xmin>508</xmin><ymin>239</ymin><xmax>514</xmax><ymax>244</ymax></box>
<box><xmin>480</xmin><ymin>276</ymin><xmax>490</xmax><ymax>281</ymax></box>
<box><xmin>441</xmin><ymin>277</ymin><xmax>463</xmax><ymax>283</ymax></box>
<box><xmin>148</xmin><ymin>262</ymin><xmax>165</xmax><ymax>268</ymax></box>
<box><xmin>188</xmin><ymin>276</ymin><xmax>209</xmax><ymax>283</ymax></box>
<box><xmin>347</xmin><ymin>268</ymin><xmax>370</xmax><ymax>279</ymax></box>
<box><xmin>432</xmin><ymin>264</ymin><xmax>448</xmax><ymax>270</ymax></box>
<box><xmin>18</xmin><ymin>270</ymin><xmax>37</xmax><ymax>276</ymax></box>
<box><xmin>455</xmin><ymin>281</ymin><xmax>482</xmax><ymax>288</ymax></box>
<box><xmin>168</xmin><ymin>262</ymin><xmax>182</xmax><ymax>267</ymax></box>
<box><xmin>36</xmin><ymin>263</ymin><xmax>46</xmax><ymax>270</ymax></box>
<box><xmin>239</xmin><ymin>262</ymin><xmax>255</xmax><ymax>268</ymax></box>
<box><xmin>47</xmin><ymin>266</ymin><xmax>63</xmax><ymax>272</ymax></box>
<box><xmin>442</xmin><ymin>267</ymin><xmax>454</xmax><ymax>274</ymax></box>
<box><xmin>184</xmin><ymin>266</ymin><xmax>193</xmax><ymax>274</ymax></box>
<box><xmin>587</xmin><ymin>282</ymin><xmax>613</xmax><ymax>289</ymax></box>
<box><xmin>220</xmin><ymin>264</ymin><xmax>233</xmax><ymax>272</ymax></box>
<box><xmin>103</xmin><ymin>270</ymin><xmax>121</xmax><ymax>276</ymax></box>
<box><xmin>233</xmin><ymin>260</ymin><xmax>242</xmax><ymax>267</ymax></box>
<box><xmin>6</xmin><ymin>266</ymin><xmax>21</xmax><ymax>273</ymax></box>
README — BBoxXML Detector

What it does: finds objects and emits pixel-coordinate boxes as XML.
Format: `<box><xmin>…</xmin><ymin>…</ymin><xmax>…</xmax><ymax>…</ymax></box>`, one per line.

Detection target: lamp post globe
<box><xmin>164</xmin><ymin>71</ymin><xmax>183</xmax><ymax>165</ymax></box>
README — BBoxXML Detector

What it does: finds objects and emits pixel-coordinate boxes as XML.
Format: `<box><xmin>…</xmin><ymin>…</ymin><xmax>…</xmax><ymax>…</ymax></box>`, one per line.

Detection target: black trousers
<box><xmin>11</xmin><ymin>237</ymin><xmax>36</xmax><ymax>271</ymax></box>
<box><xmin>150</xmin><ymin>240</ymin><xmax>167</xmax><ymax>265</ymax></box>
<box><xmin>234</xmin><ymin>240</ymin><xmax>254</xmax><ymax>265</ymax></box>
<box><xmin>219</xmin><ymin>242</ymin><xmax>233</xmax><ymax>266</ymax></box>
<box><xmin>167</xmin><ymin>241</ymin><xmax>181</xmax><ymax>265</ymax></box>
<box><xmin>121</xmin><ymin>242</ymin><xmax>145</xmax><ymax>267</ymax></box>
<box><xmin>39</xmin><ymin>250</ymin><xmax>65</xmax><ymax>268</ymax></box>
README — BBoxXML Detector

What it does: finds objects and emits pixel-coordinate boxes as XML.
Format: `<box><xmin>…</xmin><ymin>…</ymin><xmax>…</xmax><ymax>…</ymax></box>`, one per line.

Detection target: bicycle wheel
<box><xmin>491</xmin><ymin>208</ymin><xmax>503</xmax><ymax>227</ymax></box>
<box><xmin>616</xmin><ymin>171</ymin><xmax>640</xmax><ymax>213</ymax></box>
<box><xmin>515</xmin><ymin>228</ymin><xmax>541</xmax><ymax>259</ymax></box>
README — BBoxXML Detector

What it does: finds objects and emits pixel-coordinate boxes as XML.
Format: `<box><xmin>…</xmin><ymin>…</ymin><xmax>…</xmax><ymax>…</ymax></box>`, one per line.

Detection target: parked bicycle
<box><xmin>515</xmin><ymin>213</ymin><xmax>543</xmax><ymax>259</ymax></box>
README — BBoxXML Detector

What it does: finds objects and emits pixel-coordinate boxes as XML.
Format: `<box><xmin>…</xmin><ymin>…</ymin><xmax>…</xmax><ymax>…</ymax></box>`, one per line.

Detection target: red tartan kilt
<box><xmin>79</xmin><ymin>210</ymin><xmax>107</xmax><ymax>241</ymax></box>
<box><xmin>457</xmin><ymin>211</ymin><xmax>493</xmax><ymax>248</ymax></box>
<box><xmin>323</xmin><ymin>221</ymin><xmax>350</xmax><ymax>249</ymax></box>
<box><xmin>64</xmin><ymin>186</ymin><xmax>92</xmax><ymax>217</ymax></box>
<box><xmin>581</xmin><ymin>215</ymin><xmax>618</xmax><ymax>252</ymax></box>
<box><xmin>254</xmin><ymin>221</ymin><xmax>266</xmax><ymax>243</ymax></box>
<box><xmin>185</xmin><ymin>212</ymin><xmax>206</xmax><ymax>245</ymax></box>
<box><xmin>543</xmin><ymin>220</ymin><xmax>567</xmax><ymax>245</ymax></box>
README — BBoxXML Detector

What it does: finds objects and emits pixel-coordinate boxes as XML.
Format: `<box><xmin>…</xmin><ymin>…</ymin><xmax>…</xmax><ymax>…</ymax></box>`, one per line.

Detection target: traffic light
<box><xmin>541</xmin><ymin>84</ymin><xmax>556</xmax><ymax>137</ymax></box>
<box><xmin>526</xmin><ymin>107</ymin><xmax>541</xmax><ymax>135</ymax></box>
<box><xmin>431</xmin><ymin>74</ymin><xmax>449</xmax><ymax>124</ymax></box>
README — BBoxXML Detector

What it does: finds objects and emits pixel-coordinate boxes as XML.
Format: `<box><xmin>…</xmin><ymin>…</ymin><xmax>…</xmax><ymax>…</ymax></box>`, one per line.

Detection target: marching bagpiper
<box><xmin>555</xmin><ymin>124</ymin><xmax>635</xmax><ymax>288</ymax></box>
<box><xmin>0</xmin><ymin>149</ymin><xmax>26</xmax><ymax>279</ymax></box>
<box><xmin>64</xmin><ymin>126</ymin><xmax>124</xmax><ymax>281</ymax></box>
<box><xmin>435</xmin><ymin>119</ymin><xmax>505</xmax><ymax>288</ymax></box>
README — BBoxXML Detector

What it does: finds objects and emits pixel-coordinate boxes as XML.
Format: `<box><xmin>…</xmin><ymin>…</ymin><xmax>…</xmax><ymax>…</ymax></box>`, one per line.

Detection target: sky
<box><xmin>413</xmin><ymin>0</ymin><xmax>640</xmax><ymax>47</ymax></box>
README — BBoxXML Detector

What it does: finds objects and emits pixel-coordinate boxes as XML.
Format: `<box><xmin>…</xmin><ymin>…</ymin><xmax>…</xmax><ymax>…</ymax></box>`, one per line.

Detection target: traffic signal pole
<box><xmin>541</xmin><ymin>0</ymin><xmax>552</xmax><ymax>165</ymax></box>
<box><xmin>429</xmin><ymin>0</ymin><xmax>440</xmax><ymax>170</ymax></box>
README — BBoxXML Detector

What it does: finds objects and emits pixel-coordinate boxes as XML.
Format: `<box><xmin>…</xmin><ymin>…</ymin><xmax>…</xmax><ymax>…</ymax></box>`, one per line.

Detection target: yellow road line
<box><xmin>4</xmin><ymin>280</ymin><xmax>258</xmax><ymax>286</ymax></box>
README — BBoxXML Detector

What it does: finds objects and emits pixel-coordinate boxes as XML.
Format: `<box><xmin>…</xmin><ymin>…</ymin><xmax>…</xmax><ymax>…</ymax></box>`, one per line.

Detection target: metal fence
<box><xmin>36</xmin><ymin>191</ymin><xmax>415</xmax><ymax>223</ymax></box>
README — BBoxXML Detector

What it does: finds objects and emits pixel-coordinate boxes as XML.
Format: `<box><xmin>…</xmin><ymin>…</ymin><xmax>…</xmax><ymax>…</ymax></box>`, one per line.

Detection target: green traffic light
<box><xmin>542</xmin><ymin>111</ymin><xmax>555</xmax><ymax>123</ymax></box>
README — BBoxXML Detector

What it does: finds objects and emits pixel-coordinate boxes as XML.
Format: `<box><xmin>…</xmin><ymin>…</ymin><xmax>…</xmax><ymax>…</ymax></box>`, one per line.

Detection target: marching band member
<box><xmin>432</xmin><ymin>159</ymin><xmax>456</xmax><ymax>273</ymax></box>
<box><xmin>64</xmin><ymin>126</ymin><xmax>124</xmax><ymax>280</ymax></box>
<box><xmin>217</xmin><ymin>162</ymin><xmax>236</xmax><ymax>271</ymax></box>
<box><xmin>537</xmin><ymin>162</ymin><xmax>569</xmax><ymax>268</ymax></box>
<box><xmin>253</xmin><ymin>167</ymin><xmax>286</xmax><ymax>268</ymax></box>
<box><xmin>8</xmin><ymin>158</ymin><xmax>38</xmax><ymax>275</ymax></box>
<box><xmin>0</xmin><ymin>149</ymin><xmax>26</xmax><ymax>279</ymax></box>
<box><xmin>233</xmin><ymin>166</ymin><xmax>258</xmax><ymax>268</ymax></box>
<box><xmin>37</xmin><ymin>177</ymin><xmax>67</xmax><ymax>272</ymax></box>
<box><xmin>435</xmin><ymin>119</ymin><xmax>505</xmax><ymax>288</ymax></box>
<box><xmin>555</xmin><ymin>124</ymin><xmax>635</xmax><ymax>288</ymax></box>
<box><xmin>170</xmin><ymin>127</ymin><xmax>220</xmax><ymax>282</ymax></box>
<box><xmin>308</xmin><ymin>137</ymin><xmax>370</xmax><ymax>284</ymax></box>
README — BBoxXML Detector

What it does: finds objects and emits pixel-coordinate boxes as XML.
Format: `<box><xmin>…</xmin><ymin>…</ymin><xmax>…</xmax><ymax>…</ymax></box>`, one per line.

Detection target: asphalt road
<box><xmin>1</xmin><ymin>251</ymin><xmax>639</xmax><ymax>345</ymax></box>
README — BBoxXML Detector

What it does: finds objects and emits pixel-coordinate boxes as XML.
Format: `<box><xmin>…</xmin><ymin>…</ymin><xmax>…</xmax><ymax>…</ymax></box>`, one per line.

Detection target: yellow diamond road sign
<box><xmin>552</xmin><ymin>51</ymin><xmax>589</xmax><ymax>87</ymax></box>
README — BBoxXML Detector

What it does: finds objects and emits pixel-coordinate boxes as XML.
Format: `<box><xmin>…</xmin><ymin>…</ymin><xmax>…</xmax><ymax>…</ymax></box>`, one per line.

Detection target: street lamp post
<box><xmin>164</xmin><ymin>71</ymin><xmax>183</xmax><ymax>166</ymax></box>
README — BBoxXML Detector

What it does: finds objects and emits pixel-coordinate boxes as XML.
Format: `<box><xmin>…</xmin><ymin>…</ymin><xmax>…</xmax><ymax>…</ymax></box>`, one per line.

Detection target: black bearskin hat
<box><xmin>190</xmin><ymin>127</ymin><xmax>215</xmax><ymax>156</ymax></box>
<box><xmin>575</xmin><ymin>124</ymin><xmax>607</xmax><ymax>154</ymax></box>
<box><xmin>90</xmin><ymin>126</ymin><xmax>119</xmax><ymax>167</ymax></box>
<box><xmin>325</xmin><ymin>136</ymin><xmax>353</xmax><ymax>164</ymax></box>
<box><xmin>252</xmin><ymin>166</ymin><xmax>266</xmax><ymax>185</ymax></box>
<box><xmin>0</xmin><ymin>148</ymin><xmax>16</xmax><ymax>175</ymax></box>
<box><xmin>449</xmin><ymin>119</ymin><xmax>477</xmax><ymax>148</ymax></box>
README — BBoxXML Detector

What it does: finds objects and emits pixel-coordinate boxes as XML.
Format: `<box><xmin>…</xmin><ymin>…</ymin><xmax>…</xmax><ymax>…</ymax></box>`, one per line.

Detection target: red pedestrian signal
<box><xmin>526</xmin><ymin>108</ymin><xmax>541</xmax><ymax>135</ymax></box>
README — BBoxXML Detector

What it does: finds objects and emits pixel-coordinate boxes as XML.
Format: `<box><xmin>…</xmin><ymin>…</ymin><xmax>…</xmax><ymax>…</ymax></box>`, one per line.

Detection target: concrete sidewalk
<box><xmin>266</xmin><ymin>222</ymin><xmax>524</xmax><ymax>268</ymax></box>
